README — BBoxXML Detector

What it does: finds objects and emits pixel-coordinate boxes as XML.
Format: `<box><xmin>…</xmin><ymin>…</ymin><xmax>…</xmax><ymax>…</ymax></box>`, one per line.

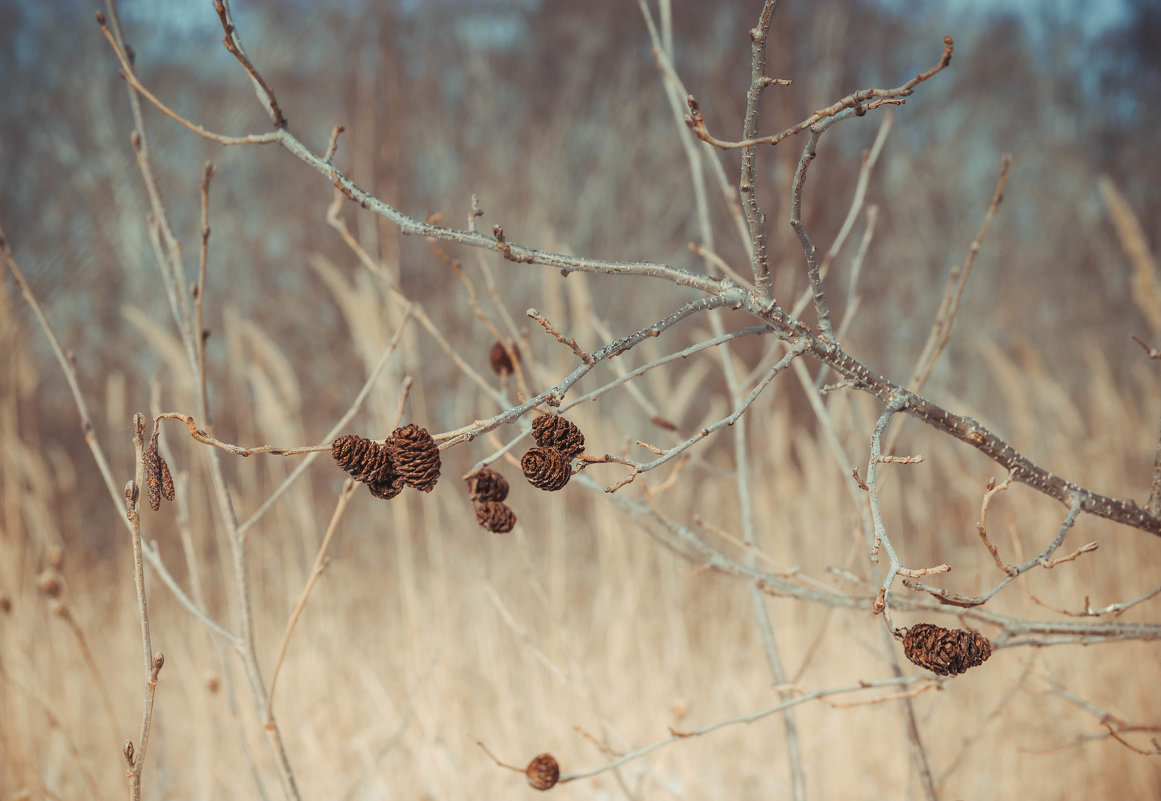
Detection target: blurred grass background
<box><xmin>2</xmin><ymin>0</ymin><xmax>1160</xmax><ymax>798</ymax></box>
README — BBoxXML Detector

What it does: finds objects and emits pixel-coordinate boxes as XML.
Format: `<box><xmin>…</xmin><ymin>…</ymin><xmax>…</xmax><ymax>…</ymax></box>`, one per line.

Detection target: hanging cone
<box><xmin>525</xmin><ymin>753</ymin><xmax>560</xmax><ymax>791</ymax></box>
<box><xmin>489</xmin><ymin>341</ymin><xmax>519</xmax><ymax>377</ymax></box>
<box><xmin>386</xmin><ymin>424</ymin><xmax>442</xmax><ymax>492</ymax></box>
<box><xmin>531</xmin><ymin>414</ymin><xmax>585</xmax><ymax>459</ymax></box>
<box><xmin>521</xmin><ymin>447</ymin><xmax>572</xmax><ymax>491</ymax></box>
<box><xmin>466</xmin><ymin>467</ymin><xmax>510</xmax><ymax>503</ymax></box>
<box><xmin>902</xmin><ymin>623</ymin><xmax>992</xmax><ymax>675</ymax></box>
<box><xmin>475</xmin><ymin>500</ymin><xmax>517</xmax><ymax>533</ymax></box>
<box><xmin>332</xmin><ymin>434</ymin><xmax>397</xmax><ymax>487</ymax></box>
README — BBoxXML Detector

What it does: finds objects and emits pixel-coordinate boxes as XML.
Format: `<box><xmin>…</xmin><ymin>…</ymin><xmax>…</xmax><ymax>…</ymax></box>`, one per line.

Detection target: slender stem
<box><xmin>266</xmin><ymin>481</ymin><xmax>358</xmax><ymax>716</ymax></box>
<box><xmin>558</xmin><ymin>675</ymin><xmax>932</xmax><ymax>784</ymax></box>
<box><xmin>881</xmin><ymin>626</ymin><xmax>939</xmax><ymax>801</ymax></box>
<box><xmin>739</xmin><ymin>0</ymin><xmax>780</xmax><ymax>299</ymax></box>
<box><xmin>196</xmin><ymin>163</ymin><xmax>215</xmax><ymax>429</ymax></box>
<box><xmin>126</xmin><ymin>414</ymin><xmax>161</xmax><ymax>801</ymax></box>
<box><xmin>790</xmin><ymin>126</ymin><xmax>835</xmax><ymax>342</ymax></box>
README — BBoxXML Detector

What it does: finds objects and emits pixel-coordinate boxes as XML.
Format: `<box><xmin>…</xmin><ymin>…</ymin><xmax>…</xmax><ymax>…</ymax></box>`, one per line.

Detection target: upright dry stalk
<box><xmin>124</xmin><ymin>413</ymin><xmax>162</xmax><ymax>801</ymax></box>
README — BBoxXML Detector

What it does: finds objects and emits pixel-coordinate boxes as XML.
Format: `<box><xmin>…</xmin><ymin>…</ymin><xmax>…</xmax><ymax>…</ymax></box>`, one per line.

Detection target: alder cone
<box><xmin>903</xmin><ymin>623</ymin><xmax>992</xmax><ymax>676</ymax></box>
<box><xmin>521</xmin><ymin>447</ymin><xmax>572</xmax><ymax>491</ymax></box>
<box><xmin>531</xmin><ymin>414</ymin><xmax>585</xmax><ymax>459</ymax></box>
<box><xmin>525</xmin><ymin>753</ymin><xmax>560</xmax><ymax>791</ymax></box>
<box><xmin>475</xmin><ymin>500</ymin><xmax>516</xmax><ymax>533</ymax></box>
<box><xmin>465</xmin><ymin>467</ymin><xmax>509</xmax><ymax>503</ymax></box>
<box><xmin>386</xmin><ymin>424</ymin><xmax>441</xmax><ymax>492</ymax></box>
<box><xmin>332</xmin><ymin>435</ymin><xmax>392</xmax><ymax>483</ymax></box>
<box><xmin>489</xmin><ymin>341</ymin><xmax>519</xmax><ymax>377</ymax></box>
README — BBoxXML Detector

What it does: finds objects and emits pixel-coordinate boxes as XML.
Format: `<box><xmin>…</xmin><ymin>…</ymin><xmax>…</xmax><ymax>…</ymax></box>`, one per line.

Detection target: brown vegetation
<box><xmin>2</xmin><ymin>1</ymin><xmax>1160</xmax><ymax>799</ymax></box>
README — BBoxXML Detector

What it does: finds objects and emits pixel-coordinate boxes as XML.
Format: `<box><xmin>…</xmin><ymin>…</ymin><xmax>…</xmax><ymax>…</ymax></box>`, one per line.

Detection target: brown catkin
<box><xmin>525</xmin><ymin>753</ymin><xmax>560</xmax><ymax>791</ymax></box>
<box><xmin>465</xmin><ymin>467</ymin><xmax>509</xmax><ymax>503</ymax></box>
<box><xmin>531</xmin><ymin>414</ymin><xmax>585</xmax><ymax>459</ymax></box>
<box><xmin>143</xmin><ymin>444</ymin><xmax>162</xmax><ymax>511</ymax></box>
<box><xmin>521</xmin><ymin>447</ymin><xmax>572</xmax><ymax>491</ymax></box>
<box><xmin>489</xmin><ymin>341</ymin><xmax>519</xmax><ymax>377</ymax></box>
<box><xmin>159</xmin><ymin>455</ymin><xmax>175</xmax><ymax>502</ymax></box>
<box><xmin>902</xmin><ymin>623</ymin><xmax>992</xmax><ymax>675</ymax></box>
<box><xmin>475</xmin><ymin>500</ymin><xmax>517</xmax><ymax>533</ymax></box>
<box><xmin>386</xmin><ymin>424</ymin><xmax>441</xmax><ymax>492</ymax></box>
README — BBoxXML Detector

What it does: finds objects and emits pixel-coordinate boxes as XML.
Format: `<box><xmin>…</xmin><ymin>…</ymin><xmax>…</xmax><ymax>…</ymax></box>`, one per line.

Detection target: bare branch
<box><xmin>686</xmin><ymin>37</ymin><xmax>954</xmax><ymax>150</ymax></box>
<box><xmin>904</xmin><ymin>496</ymin><xmax>1086</xmax><ymax>608</ymax></box>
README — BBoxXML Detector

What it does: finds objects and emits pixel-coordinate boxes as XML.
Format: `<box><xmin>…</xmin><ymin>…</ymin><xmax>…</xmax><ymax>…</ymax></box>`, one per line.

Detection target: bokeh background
<box><xmin>2</xmin><ymin>0</ymin><xmax>1160</xmax><ymax>798</ymax></box>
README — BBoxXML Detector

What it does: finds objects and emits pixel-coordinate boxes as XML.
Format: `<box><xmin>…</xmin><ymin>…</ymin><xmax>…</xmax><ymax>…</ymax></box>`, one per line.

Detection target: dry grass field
<box><xmin>2</xmin><ymin>1</ymin><xmax>1160</xmax><ymax>799</ymax></box>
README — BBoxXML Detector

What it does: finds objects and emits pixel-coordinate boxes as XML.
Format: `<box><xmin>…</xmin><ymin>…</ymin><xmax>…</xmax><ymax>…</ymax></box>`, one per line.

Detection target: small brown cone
<box><xmin>525</xmin><ymin>753</ymin><xmax>560</xmax><ymax>791</ymax></box>
<box><xmin>521</xmin><ymin>447</ymin><xmax>572</xmax><ymax>491</ymax></box>
<box><xmin>386</xmin><ymin>424</ymin><xmax>441</xmax><ymax>492</ymax></box>
<box><xmin>475</xmin><ymin>500</ymin><xmax>517</xmax><ymax>533</ymax></box>
<box><xmin>531</xmin><ymin>414</ymin><xmax>585</xmax><ymax>459</ymax></box>
<box><xmin>902</xmin><ymin>623</ymin><xmax>992</xmax><ymax>675</ymax></box>
<box><xmin>466</xmin><ymin>467</ymin><xmax>509</xmax><ymax>503</ymax></box>
<box><xmin>489</xmin><ymin>341</ymin><xmax>519</xmax><ymax>377</ymax></box>
<box><xmin>332</xmin><ymin>434</ymin><xmax>395</xmax><ymax>486</ymax></box>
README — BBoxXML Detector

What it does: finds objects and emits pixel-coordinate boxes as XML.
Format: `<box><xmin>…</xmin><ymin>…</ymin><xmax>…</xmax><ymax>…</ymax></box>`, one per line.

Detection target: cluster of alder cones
<box><xmin>902</xmin><ymin>623</ymin><xmax>992</xmax><ymax>675</ymax></box>
<box><xmin>522</xmin><ymin>414</ymin><xmax>584</xmax><ymax>492</ymax></box>
<box><xmin>465</xmin><ymin>467</ymin><xmax>516</xmax><ymax>533</ymax></box>
<box><xmin>331</xmin><ymin>424</ymin><xmax>441</xmax><ymax>500</ymax></box>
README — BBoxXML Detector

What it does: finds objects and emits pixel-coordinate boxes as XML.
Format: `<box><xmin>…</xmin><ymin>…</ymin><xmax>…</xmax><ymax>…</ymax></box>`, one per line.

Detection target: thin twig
<box><xmin>559</xmin><ymin>674</ymin><xmax>931</xmax><ymax>784</ymax></box>
<box><xmin>1030</xmin><ymin>582</ymin><xmax>1161</xmax><ymax>618</ymax></box>
<box><xmin>977</xmin><ymin>472</ymin><xmax>1017</xmax><ymax>574</ymax></box>
<box><xmin>790</xmin><ymin>126</ymin><xmax>836</xmax><ymax>343</ymax></box>
<box><xmin>686</xmin><ymin>37</ymin><xmax>954</xmax><ymax>150</ymax></box>
<box><xmin>266</xmin><ymin>480</ymin><xmax>359</xmax><ymax>717</ymax></box>
<box><xmin>96</xmin><ymin>14</ymin><xmax>279</xmax><ymax>146</ymax></box>
<box><xmin>527</xmin><ymin>307</ymin><xmax>595</xmax><ymax>364</ymax></box>
<box><xmin>904</xmin><ymin>496</ymin><xmax>1086</xmax><ymax>609</ymax></box>
<box><xmin>125</xmin><ymin>413</ymin><xmax>163</xmax><ymax>801</ymax></box>
<box><xmin>735</xmin><ymin>0</ymin><xmax>780</xmax><ymax>297</ymax></box>
<box><xmin>196</xmin><ymin>162</ymin><xmax>215</xmax><ymax>426</ymax></box>
<box><xmin>909</xmin><ymin>155</ymin><xmax>1012</xmax><ymax>392</ymax></box>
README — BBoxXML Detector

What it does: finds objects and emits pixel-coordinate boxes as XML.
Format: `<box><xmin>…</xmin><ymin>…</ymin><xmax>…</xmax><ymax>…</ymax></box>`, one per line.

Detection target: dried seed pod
<box><xmin>489</xmin><ymin>341</ymin><xmax>519</xmax><ymax>377</ymax></box>
<box><xmin>386</xmin><ymin>424</ymin><xmax>442</xmax><ymax>492</ymax></box>
<box><xmin>143</xmin><ymin>443</ymin><xmax>163</xmax><ymax>511</ymax></box>
<box><xmin>332</xmin><ymin>434</ymin><xmax>397</xmax><ymax>486</ymax></box>
<box><xmin>475</xmin><ymin>500</ymin><xmax>517</xmax><ymax>533</ymax></box>
<box><xmin>521</xmin><ymin>447</ymin><xmax>572</xmax><ymax>491</ymax></box>
<box><xmin>531</xmin><ymin>414</ymin><xmax>585</xmax><ymax>459</ymax></box>
<box><xmin>525</xmin><ymin>753</ymin><xmax>560</xmax><ymax>791</ymax></box>
<box><xmin>466</xmin><ymin>467</ymin><xmax>509</xmax><ymax>503</ymax></box>
<box><xmin>159</xmin><ymin>454</ymin><xmax>175</xmax><ymax>502</ymax></box>
<box><xmin>902</xmin><ymin>623</ymin><xmax>992</xmax><ymax>676</ymax></box>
